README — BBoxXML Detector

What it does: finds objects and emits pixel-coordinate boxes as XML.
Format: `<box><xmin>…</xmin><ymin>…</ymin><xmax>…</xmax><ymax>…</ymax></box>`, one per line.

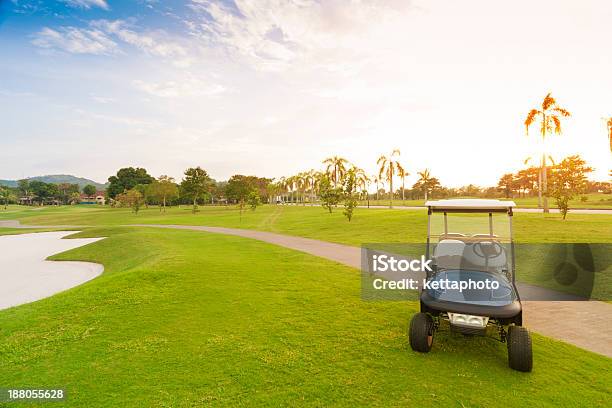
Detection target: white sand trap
<box><xmin>0</xmin><ymin>231</ymin><xmax>104</xmax><ymax>310</ymax></box>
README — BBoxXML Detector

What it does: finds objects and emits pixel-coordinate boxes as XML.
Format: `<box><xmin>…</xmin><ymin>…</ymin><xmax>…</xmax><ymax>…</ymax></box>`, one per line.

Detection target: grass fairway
<box><xmin>359</xmin><ymin>193</ymin><xmax>612</xmax><ymax>209</ymax></box>
<box><xmin>0</xmin><ymin>227</ymin><xmax>610</xmax><ymax>407</ymax></box>
<box><xmin>3</xmin><ymin>204</ymin><xmax>611</xmax><ymax>244</ymax></box>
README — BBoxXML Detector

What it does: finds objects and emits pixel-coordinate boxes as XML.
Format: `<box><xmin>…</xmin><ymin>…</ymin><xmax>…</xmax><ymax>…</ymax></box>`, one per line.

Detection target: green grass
<box><xmin>359</xmin><ymin>193</ymin><xmax>612</xmax><ymax>208</ymax></box>
<box><xmin>4</xmin><ymin>204</ymin><xmax>609</xmax><ymax>299</ymax></box>
<box><xmin>1</xmin><ymin>227</ymin><xmax>610</xmax><ymax>407</ymax></box>
<box><xmin>3</xmin><ymin>204</ymin><xmax>611</xmax><ymax>244</ymax></box>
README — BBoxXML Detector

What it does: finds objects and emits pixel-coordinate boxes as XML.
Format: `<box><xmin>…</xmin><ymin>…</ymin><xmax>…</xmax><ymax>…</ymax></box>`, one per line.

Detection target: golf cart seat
<box><xmin>434</xmin><ymin>239</ymin><xmax>465</xmax><ymax>257</ymax></box>
<box><xmin>433</xmin><ymin>239</ymin><xmax>466</xmax><ymax>270</ymax></box>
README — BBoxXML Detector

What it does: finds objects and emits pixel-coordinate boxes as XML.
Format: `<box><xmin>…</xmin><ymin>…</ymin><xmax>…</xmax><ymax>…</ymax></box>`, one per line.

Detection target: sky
<box><xmin>0</xmin><ymin>0</ymin><xmax>611</xmax><ymax>188</ymax></box>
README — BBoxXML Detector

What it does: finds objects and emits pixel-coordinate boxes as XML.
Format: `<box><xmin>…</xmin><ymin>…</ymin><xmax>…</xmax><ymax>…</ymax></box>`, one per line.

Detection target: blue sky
<box><xmin>1</xmin><ymin>0</ymin><xmax>611</xmax><ymax>186</ymax></box>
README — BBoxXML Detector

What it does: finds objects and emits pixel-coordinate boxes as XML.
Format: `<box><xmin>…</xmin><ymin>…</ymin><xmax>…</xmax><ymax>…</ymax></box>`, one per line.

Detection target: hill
<box><xmin>0</xmin><ymin>175</ymin><xmax>107</xmax><ymax>190</ymax></box>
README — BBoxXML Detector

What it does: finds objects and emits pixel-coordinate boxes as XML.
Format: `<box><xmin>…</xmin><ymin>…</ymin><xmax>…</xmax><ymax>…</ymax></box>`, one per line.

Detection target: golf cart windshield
<box><xmin>426</xmin><ymin>200</ymin><xmax>515</xmax><ymax>282</ymax></box>
<box><xmin>426</xmin><ymin>269</ymin><xmax>517</xmax><ymax>306</ymax></box>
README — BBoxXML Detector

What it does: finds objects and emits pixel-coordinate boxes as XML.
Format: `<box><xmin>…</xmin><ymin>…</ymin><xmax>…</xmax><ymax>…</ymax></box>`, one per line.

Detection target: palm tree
<box><xmin>397</xmin><ymin>163</ymin><xmax>408</xmax><ymax>202</ymax></box>
<box><xmin>524</xmin><ymin>93</ymin><xmax>571</xmax><ymax>213</ymax></box>
<box><xmin>416</xmin><ymin>169</ymin><xmax>432</xmax><ymax>200</ymax></box>
<box><xmin>523</xmin><ymin>155</ymin><xmax>554</xmax><ymax>206</ymax></box>
<box><xmin>350</xmin><ymin>165</ymin><xmax>369</xmax><ymax>205</ymax></box>
<box><xmin>304</xmin><ymin>170</ymin><xmax>315</xmax><ymax>205</ymax></box>
<box><xmin>323</xmin><ymin>156</ymin><xmax>348</xmax><ymax>187</ymax></box>
<box><xmin>296</xmin><ymin>172</ymin><xmax>308</xmax><ymax>205</ymax></box>
<box><xmin>278</xmin><ymin>176</ymin><xmax>288</xmax><ymax>203</ymax></box>
<box><xmin>372</xmin><ymin>174</ymin><xmax>380</xmax><ymax>201</ymax></box>
<box><xmin>377</xmin><ymin>149</ymin><xmax>402</xmax><ymax>208</ymax></box>
<box><xmin>284</xmin><ymin>176</ymin><xmax>295</xmax><ymax>204</ymax></box>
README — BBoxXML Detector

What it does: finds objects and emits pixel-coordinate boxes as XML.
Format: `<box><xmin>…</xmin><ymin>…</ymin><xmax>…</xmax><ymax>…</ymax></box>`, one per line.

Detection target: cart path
<box><xmin>132</xmin><ymin>224</ymin><xmax>612</xmax><ymax>358</ymax></box>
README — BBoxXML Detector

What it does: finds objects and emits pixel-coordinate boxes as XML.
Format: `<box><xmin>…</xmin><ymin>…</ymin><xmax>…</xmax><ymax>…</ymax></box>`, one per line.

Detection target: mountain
<box><xmin>0</xmin><ymin>175</ymin><xmax>107</xmax><ymax>190</ymax></box>
<box><xmin>0</xmin><ymin>180</ymin><xmax>17</xmax><ymax>188</ymax></box>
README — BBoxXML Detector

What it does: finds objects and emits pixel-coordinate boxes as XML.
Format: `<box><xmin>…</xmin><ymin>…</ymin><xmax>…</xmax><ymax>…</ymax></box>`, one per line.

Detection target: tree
<box><xmin>284</xmin><ymin>176</ymin><xmax>295</xmax><ymax>203</ymax></box>
<box><xmin>226</xmin><ymin>175</ymin><xmax>258</xmax><ymax>219</ymax></box>
<box><xmin>305</xmin><ymin>170</ymin><xmax>320</xmax><ymax>205</ymax></box>
<box><xmin>342</xmin><ymin>169</ymin><xmax>358</xmax><ymax>222</ymax></box>
<box><xmin>397</xmin><ymin>164</ymin><xmax>408</xmax><ymax>201</ymax></box>
<box><xmin>180</xmin><ymin>167</ymin><xmax>212</xmax><ymax>213</ymax></box>
<box><xmin>17</xmin><ymin>179</ymin><xmax>30</xmax><ymax>196</ymax></box>
<box><xmin>56</xmin><ymin>183</ymin><xmax>79</xmax><ymax>204</ymax></box>
<box><xmin>29</xmin><ymin>180</ymin><xmax>59</xmax><ymax>205</ymax></box>
<box><xmin>372</xmin><ymin>174</ymin><xmax>381</xmax><ymax>200</ymax></box>
<box><xmin>524</xmin><ymin>93</ymin><xmax>571</xmax><ymax>213</ymax></box>
<box><xmin>107</xmin><ymin>167</ymin><xmax>154</xmax><ymax>199</ymax></box>
<box><xmin>318</xmin><ymin>175</ymin><xmax>342</xmax><ymax>213</ymax></box>
<box><xmin>149</xmin><ymin>175</ymin><xmax>179</xmax><ymax>212</ymax></box>
<box><xmin>516</xmin><ymin>168</ymin><xmax>538</xmax><ymax>197</ymax></box>
<box><xmin>134</xmin><ymin>183</ymin><xmax>152</xmax><ymax>209</ymax></box>
<box><xmin>0</xmin><ymin>187</ymin><xmax>14</xmax><ymax>209</ymax></box>
<box><xmin>323</xmin><ymin>156</ymin><xmax>349</xmax><ymax>187</ymax></box>
<box><xmin>83</xmin><ymin>184</ymin><xmax>97</xmax><ymax>196</ymax></box>
<box><xmin>247</xmin><ymin>191</ymin><xmax>261</xmax><ymax>211</ymax></box>
<box><xmin>116</xmin><ymin>189</ymin><xmax>144</xmax><ymax>214</ymax></box>
<box><xmin>549</xmin><ymin>155</ymin><xmax>593</xmax><ymax>220</ymax></box>
<box><xmin>377</xmin><ymin>149</ymin><xmax>402</xmax><ymax>208</ymax></box>
<box><xmin>69</xmin><ymin>191</ymin><xmax>81</xmax><ymax>205</ymax></box>
<box><xmin>351</xmin><ymin>166</ymin><xmax>369</xmax><ymax>206</ymax></box>
<box><xmin>413</xmin><ymin>169</ymin><xmax>440</xmax><ymax>200</ymax></box>
<box><xmin>497</xmin><ymin>173</ymin><xmax>516</xmax><ymax>198</ymax></box>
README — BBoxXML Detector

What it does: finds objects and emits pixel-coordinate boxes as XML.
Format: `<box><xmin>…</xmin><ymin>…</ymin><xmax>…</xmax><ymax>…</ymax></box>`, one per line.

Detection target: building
<box><xmin>80</xmin><ymin>191</ymin><xmax>106</xmax><ymax>205</ymax></box>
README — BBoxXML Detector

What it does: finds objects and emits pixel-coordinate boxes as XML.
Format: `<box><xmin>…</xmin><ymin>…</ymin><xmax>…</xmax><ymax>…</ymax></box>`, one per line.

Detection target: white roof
<box><xmin>425</xmin><ymin>199</ymin><xmax>516</xmax><ymax>210</ymax></box>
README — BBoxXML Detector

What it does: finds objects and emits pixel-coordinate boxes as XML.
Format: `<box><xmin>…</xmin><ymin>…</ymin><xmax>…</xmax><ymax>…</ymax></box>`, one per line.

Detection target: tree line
<box><xmin>105</xmin><ymin>167</ymin><xmax>269</xmax><ymax>217</ymax></box>
<box><xmin>0</xmin><ymin>179</ymin><xmax>99</xmax><ymax>208</ymax></box>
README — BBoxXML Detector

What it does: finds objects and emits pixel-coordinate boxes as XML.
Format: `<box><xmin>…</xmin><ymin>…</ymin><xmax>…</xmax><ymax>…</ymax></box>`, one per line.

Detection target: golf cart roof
<box><xmin>425</xmin><ymin>199</ymin><xmax>516</xmax><ymax>213</ymax></box>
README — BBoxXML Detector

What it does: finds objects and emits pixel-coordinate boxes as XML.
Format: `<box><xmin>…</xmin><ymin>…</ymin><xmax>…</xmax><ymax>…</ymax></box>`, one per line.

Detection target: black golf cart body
<box><xmin>409</xmin><ymin>199</ymin><xmax>532</xmax><ymax>371</ymax></box>
<box><xmin>422</xmin><ymin>199</ymin><xmax>522</xmax><ymax>328</ymax></box>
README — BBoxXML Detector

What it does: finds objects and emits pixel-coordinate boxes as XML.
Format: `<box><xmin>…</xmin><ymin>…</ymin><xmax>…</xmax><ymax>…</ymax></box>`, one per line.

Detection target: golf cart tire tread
<box><xmin>507</xmin><ymin>326</ymin><xmax>533</xmax><ymax>372</ymax></box>
<box><xmin>409</xmin><ymin>313</ymin><xmax>434</xmax><ymax>353</ymax></box>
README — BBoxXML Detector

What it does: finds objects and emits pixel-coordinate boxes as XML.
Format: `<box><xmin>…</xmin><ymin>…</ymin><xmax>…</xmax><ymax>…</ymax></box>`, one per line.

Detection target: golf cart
<box><xmin>409</xmin><ymin>199</ymin><xmax>532</xmax><ymax>372</ymax></box>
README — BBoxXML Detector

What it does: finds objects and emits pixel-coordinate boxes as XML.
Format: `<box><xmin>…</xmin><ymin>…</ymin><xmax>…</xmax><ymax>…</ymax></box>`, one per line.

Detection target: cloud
<box><xmin>31</xmin><ymin>27</ymin><xmax>118</xmax><ymax>55</ymax></box>
<box><xmin>62</xmin><ymin>0</ymin><xmax>110</xmax><ymax>10</ymax></box>
<box><xmin>92</xmin><ymin>20</ymin><xmax>188</xmax><ymax>60</ymax></box>
<box><xmin>132</xmin><ymin>77</ymin><xmax>226</xmax><ymax>98</ymax></box>
<box><xmin>91</xmin><ymin>95</ymin><xmax>116</xmax><ymax>104</ymax></box>
<box><xmin>186</xmin><ymin>0</ymin><xmax>411</xmax><ymax>72</ymax></box>
<box><xmin>31</xmin><ymin>19</ymin><xmax>189</xmax><ymax>62</ymax></box>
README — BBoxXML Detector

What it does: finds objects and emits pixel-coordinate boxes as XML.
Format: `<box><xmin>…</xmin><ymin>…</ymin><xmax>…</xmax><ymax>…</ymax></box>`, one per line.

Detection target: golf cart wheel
<box><xmin>507</xmin><ymin>326</ymin><xmax>533</xmax><ymax>372</ymax></box>
<box><xmin>409</xmin><ymin>313</ymin><xmax>434</xmax><ymax>353</ymax></box>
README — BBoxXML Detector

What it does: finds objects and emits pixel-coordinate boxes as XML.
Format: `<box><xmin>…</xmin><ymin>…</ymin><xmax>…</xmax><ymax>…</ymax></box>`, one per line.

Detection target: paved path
<box><xmin>134</xmin><ymin>224</ymin><xmax>612</xmax><ymax>358</ymax></box>
<box><xmin>0</xmin><ymin>220</ymin><xmax>87</xmax><ymax>229</ymax></box>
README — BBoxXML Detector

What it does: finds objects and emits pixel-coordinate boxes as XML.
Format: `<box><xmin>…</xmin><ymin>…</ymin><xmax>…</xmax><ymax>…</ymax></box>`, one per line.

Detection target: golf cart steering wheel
<box><xmin>472</xmin><ymin>241</ymin><xmax>503</xmax><ymax>259</ymax></box>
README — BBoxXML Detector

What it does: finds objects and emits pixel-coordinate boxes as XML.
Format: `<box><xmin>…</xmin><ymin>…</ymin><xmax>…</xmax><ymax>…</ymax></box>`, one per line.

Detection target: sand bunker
<box><xmin>0</xmin><ymin>231</ymin><xmax>104</xmax><ymax>310</ymax></box>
